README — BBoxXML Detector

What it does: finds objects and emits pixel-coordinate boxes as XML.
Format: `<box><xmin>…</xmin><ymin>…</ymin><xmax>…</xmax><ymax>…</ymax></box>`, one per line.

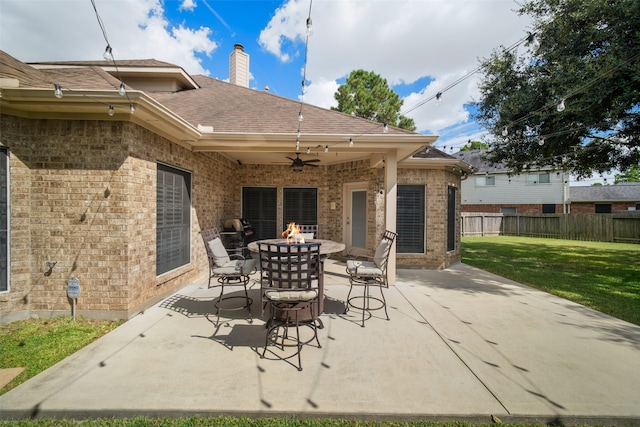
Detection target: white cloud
<box><xmin>180</xmin><ymin>0</ymin><xmax>197</xmax><ymax>11</ymax></box>
<box><xmin>0</xmin><ymin>0</ymin><xmax>217</xmax><ymax>76</ymax></box>
<box><xmin>259</xmin><ymin>0</ymin><xmax>532</xmax><ymax>142</ymax></box>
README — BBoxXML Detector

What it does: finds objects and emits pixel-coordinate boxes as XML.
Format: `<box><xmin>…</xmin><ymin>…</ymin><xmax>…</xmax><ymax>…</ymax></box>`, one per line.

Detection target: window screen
<box><xmin>283</xmin><ymin>187</ymin><xmax>318</xmax><ymax>230</ymax></box>
<box><xmin>156</xmin><ymin>163</ymin><xmax>191</xmax><ymax>275</ymax></box>
<box><xmin>397</xmin><ymin>185</ymin><xmax>425</xmax><ymax>253</ymax></box>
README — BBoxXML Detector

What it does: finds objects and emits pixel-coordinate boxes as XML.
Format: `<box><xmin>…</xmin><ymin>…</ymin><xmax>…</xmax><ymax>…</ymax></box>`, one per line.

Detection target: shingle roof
<box><xmin>411</xmin><ymin>146</ymin><xmax>456</xmax><ymax>160</ymax></box>
<box><xmin>28</xmin><ymin>58</ymin><xmax>180</xmax><ymax>68</ymax></box>
<box><xmin>452</xmin><ymin>149</ymin><xmax>507</xmax><ymax>173</ymax></box>
<box><xmin>569</xmin><ymin>183</ymin><xmax>640</xmax><ymax>202</ymax></box>
<box><xmin>149</xmin><ymin>75</ymin><xmax>415</xmax><ymax>135</ymax></box>
<box><xmin>1</xmin><ymin>50</ymin><xmax>122</xmax><ymax>91</ymax></box>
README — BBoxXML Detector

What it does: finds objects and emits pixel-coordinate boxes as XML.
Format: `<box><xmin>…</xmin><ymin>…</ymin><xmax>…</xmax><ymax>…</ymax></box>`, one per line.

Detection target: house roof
<box><xmin>0</xmin><ymin>50</ymin><xmax>471</xmax><ymax>169</ymax></box>
<box><xmin>452</xmin><ymin>149</ymin><xmax>506</xmax><ymax>173</ymax></box>
<box><xmin>569</xmin><ymin>183</ymin><xmax>640</xmax><ymax>202</ymax></box>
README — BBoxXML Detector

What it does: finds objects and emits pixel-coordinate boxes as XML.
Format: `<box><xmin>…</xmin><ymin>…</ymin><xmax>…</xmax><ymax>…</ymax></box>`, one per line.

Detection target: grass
<box><xmin>461</xmin><ymin>236</ymin><xmax>640</xmax><ymax>326</ymax></box>
<box><xmin>0</xmin><ymin>317</ymin><xmax>122</xmax><ymax>395</ymax></box>
<box><xmin>0</xmin><ymin>419</ymin><xmax>597</xmax><ymax>427</ymax></box>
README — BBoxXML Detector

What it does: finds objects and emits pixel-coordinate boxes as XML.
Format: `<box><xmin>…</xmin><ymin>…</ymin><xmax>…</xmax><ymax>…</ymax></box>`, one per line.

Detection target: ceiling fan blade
<box><xmin>303</xmin><ymin>159</ymin><xmax>321</xmax><ymax>163</ymax></box>
<box><xmin>286</xmin><ymin>157</ymin><xmax>296</xmax><ymax>161</ymax></box>
<box><xmin>305</xmin><ymin>163</ymin><xmax>319</xmax><ymax>167</ymax></box>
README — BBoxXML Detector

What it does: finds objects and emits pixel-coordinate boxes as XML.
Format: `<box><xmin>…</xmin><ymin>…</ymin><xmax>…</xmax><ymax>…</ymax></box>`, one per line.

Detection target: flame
<box><xmin>282</xmin><ymin>222</ymin><xmax>305</xmax><ymax>243</ymax></box>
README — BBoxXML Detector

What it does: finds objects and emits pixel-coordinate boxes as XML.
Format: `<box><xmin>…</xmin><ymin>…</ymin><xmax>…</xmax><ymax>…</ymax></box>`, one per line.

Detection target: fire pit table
<box><xmin>248</xmin><ymin>239</ymin><xmax>345</xmax><ymax>319</ymax></box>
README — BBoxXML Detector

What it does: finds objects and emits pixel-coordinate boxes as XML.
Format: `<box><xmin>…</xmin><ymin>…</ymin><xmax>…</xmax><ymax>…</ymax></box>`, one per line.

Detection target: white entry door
<box><xmin>344</xmin><ymin>182</ymin><xmax>368</xmax><ymax>256</ymax></box>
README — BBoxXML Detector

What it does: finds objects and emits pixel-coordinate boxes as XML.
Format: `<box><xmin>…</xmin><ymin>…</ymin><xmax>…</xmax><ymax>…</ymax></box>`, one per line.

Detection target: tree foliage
<box><xmin>615</xmin><ymin>164</ymin><xmax>640</xmax><ymax>183</ymax></box>
<box><xmin>332</xmin><ymin>69</ymin><xmax>416</xmax><ymax>131</ymax></box>
<box><xmin>460</xmin><ymin>140</ymin><xmax>490</xmax><ymax>151</ymax></box>
<box><xmin>473</xmin><ymin>0</ymin><xmax>640</xmax><ymax>178</ymax></box>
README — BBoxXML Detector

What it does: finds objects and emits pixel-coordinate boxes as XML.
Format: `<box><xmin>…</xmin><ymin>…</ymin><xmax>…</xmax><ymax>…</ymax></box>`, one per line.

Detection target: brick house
<box><xmin>568</xmin><ymin>183</ymin><xmax>640</xmax><ymax>214</ymax></box>
<box><xmin>0</xmin><ymin>49</ymin><xmax>470</xmax><ymax>322</ymax></box>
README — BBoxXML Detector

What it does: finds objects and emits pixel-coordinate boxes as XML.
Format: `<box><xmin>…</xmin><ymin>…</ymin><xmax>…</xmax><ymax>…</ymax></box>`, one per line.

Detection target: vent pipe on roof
<box><xmin>230</xmin><ymin>44</ymin><xmax>249</xmax><ymax>88</ymax></box>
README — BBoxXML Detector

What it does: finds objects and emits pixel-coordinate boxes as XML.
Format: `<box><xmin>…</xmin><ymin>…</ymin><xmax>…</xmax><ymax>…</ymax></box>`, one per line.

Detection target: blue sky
<box><xmin>0</xmin><ymin>0</ymin><xmax>614</xmax><ymax>184</ymax></box>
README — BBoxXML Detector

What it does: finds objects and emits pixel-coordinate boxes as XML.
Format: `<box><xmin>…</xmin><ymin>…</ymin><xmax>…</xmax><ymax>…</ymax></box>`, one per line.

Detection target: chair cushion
<box><xmin>373</xmin><ymin>240</ymin><xmax>389</xmax><ymax>268</ymax></box>
<box><xmin>208</xmin><ymin>237</ymin><xmax>230</xmax><ymax>267</ymax></box>
<box><xmin>346</xmin><ymin>259</ymin><xmax>382</xmax><ymax>277</ymax></box>
<box><xmin>264</xmin><ymin>289</ymin><xmax>318</xmax><ymax>302</ymax></box>
<box><xmin>213</xmin><ymin>258</ymin><xmax>256</xmax><ymax>276</ymax></box>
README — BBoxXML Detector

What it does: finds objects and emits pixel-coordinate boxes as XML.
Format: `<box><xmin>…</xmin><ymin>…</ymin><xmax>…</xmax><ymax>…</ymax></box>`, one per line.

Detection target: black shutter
<box><xmin>397</xmin><ymin>185</ymin><xmax>425</xmax><ymax>253</ymax></box>
<box><xmin>283</xmin><ymin>188</ymin><xmax>318</xmax><ymax>229</ymax></box>
<box><xmin>447</xmin><ymin>186</ymin><xmax>456</xmax><ymax>252</ymax></box>
<box><xmin>156</xmin><ymin>164</ymin><xmax>191</xmax><ymax>275</ymax></box>
<box><xmin>243</xmin><ymin>187</ymin><xmax>277</xmax><ymax>240</ymax></box>
<box><xmin>0</xmin><ymin>148</ymin><xmax>7</xmax><ymax>292</ymax></box>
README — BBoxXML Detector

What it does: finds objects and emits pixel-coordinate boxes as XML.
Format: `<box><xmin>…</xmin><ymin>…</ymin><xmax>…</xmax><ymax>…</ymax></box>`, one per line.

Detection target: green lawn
<box><xmin>0</xmin><ymin>317</ymin><xmax>122</xmax><ymax>395</ymax></box>
<box><xmin>461</xmin><ymin>236</ymin><xmax>640</xmax><ymax>326</ymax></box>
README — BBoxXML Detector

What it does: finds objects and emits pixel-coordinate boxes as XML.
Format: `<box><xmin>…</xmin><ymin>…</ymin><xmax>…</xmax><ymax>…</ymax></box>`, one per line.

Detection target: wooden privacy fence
<box><xmin>461</xmin><ymin>212</ymin><xmax>640</xmax><ymax>243</ymax></box>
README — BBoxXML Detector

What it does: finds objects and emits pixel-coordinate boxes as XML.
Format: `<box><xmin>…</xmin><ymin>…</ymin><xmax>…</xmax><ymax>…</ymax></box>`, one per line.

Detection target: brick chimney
<box><xmin>229</xmin><ymin>44</ymin><xmax>249</xmax><ymax>88</ymax></box>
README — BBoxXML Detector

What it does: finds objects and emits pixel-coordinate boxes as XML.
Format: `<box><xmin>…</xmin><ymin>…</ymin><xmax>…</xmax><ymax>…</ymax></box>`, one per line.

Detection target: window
<box><xmin>156</xmin><ymin>163</ymin><xmax>191</xmax><ymax>276</ymax></box>
<box><xmin>0</xmin><ymin>148</ymin><xmax>8</xmax><ymax>292</ymax></box>
<box><xmin>542</xmin><ymin>204</ymin><xmax>556</xmax><ymax>214</ymax></box>
<box><xmin>283</xmin><ymin>188</ymin><xmax>318</xmax><ymax>231</ymax></box>
<box><xmin>447</xmin><ymin>186</ymin><xmax>456</xmax><ymax>252</ymax></box>
<box><xmin>243</xmin><ymin>187</ymin><xmax>277</xmax><ymax>240</ymax></box>
<box><xmin>595</xmin><ymin>204</ymin><xmax>611</xmax><ymax>214</ymax></box>
<box><xmin>397</xmin><ymin>185</ymin><xmax>425</xmax><ymax>253</ymax></box>
<box><xmin>527</xmin><ymin>172</ymin><xmax>550</xmax><ymax>184</ymax></box>
<box><xmin>501</xmin><ymin>207</ymin><xmax>517</xmax><ymax>214</ymax></box>
<box><xmin>475</xmin><ymin>175</ymin><xmax>495</xmax><ymax>186</ymax></box>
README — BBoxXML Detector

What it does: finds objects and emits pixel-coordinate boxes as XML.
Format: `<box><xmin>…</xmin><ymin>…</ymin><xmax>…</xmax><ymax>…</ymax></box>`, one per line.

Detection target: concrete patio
<box><xmin>1</xmin><ymin>261</ymin><xmax>639</xmax><ymax>425</ymax></box>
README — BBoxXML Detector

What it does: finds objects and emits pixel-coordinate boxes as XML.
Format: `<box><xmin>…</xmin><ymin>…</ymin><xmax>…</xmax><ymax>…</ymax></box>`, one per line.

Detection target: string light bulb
<box><xmin>538</xmin><ymin>137</ymin><xmax>545</xmax><ymax>146</ymax></box>
<box><xmin>306</xmin><ymin>147</ymin><xmax>311</xmax><ymax>154</ymax></box>
<box><xmin>119</xmin><ymin>83</ymin><xmax>126</xmax><ymax>96</ymax></box>
<box><xmin>348</xmin><ymin>138</ymin><xmax>354</xmax><ymax>147</ymax></box>
<box><xmin>502</xmin><ymin>126</ymin><xmax>508</xmax><ymax>137</ymax></box>
<box><xmin>129</xmin><ymin>103</ymin><xmax>136</xmax><ymax>114</ymax></box>
<box><xmin>54</xmin><ymin>84</ymin><xmax>63</xmax><ymax>99</ymax></box>
<box><xmin>298</xmin><ymin>111</ymin><xmax>303</xmax><ymax>122</ymax></box>
<box><xmin>103</xmin><ymin>45</ymin><xmax>113</xmax><ymax>61</ymax></box>
<box><xmin>108</xmin><ymin>104</ymin><xmax>115</xmax><ymax>116</ymax></box>
<box><xmin>296</xmin><ymin>139</ymin><xmax>300</xmax><ymax>150</ymax></box>
<box><xmin>306</xmin><ymin>17</ymin><xmax>313</xmax><ymax>36</ymax></box>
<box><xmin>435</xmin><ymin>92</ymin><xmax>442</xmax><ymax>106</ymax></box>
<box><xmin>525</xmin><ymin>32</ymin><xmax>539</xmax><ymax>50</ymax></box>
<box><xmin>556</xmin><ymin>98</ymin><xmax>565</xmax><ymax>112</ymax></box>
<box><xmin>324</xmin><ymin>145</ymin><xmax>329</xmax><ymax>153</ymax></box>
<box><xmin>383</xmin><ymin>123</ymin><xmax>388</xmax><ymax>133</ymax></box>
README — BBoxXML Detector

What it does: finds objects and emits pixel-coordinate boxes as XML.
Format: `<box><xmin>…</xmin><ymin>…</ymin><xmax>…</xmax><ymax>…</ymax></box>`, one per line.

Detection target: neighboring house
<box><xmin>0</xmin><ymin>48</ymin><xmax>471</xmax><ymax>323</ymax></box>
<box><xmin>568</xmin><ymin>183</ymin><xmax>640</xmax><ymax>213</ymax></box>
<box><xmin>454</xmin><ymin>149</ymin><xmax>569</xmax><ymax>214</ymax></box>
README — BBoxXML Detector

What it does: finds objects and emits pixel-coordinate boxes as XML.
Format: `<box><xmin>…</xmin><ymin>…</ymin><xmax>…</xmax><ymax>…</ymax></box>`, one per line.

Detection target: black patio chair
<box><xmin>345</xmin><ymin>230</ymin><xmax>397</xmax><ymax>327</ymax></box>
<box><xmin>201</xmin><ymin>228</ymin><xmax>257</xmax><ymax>325</ymax></box>
<box><xmin>258</xmin><ymin>241</ymin><xmax>322</xmax><ymax>371</ymax></box>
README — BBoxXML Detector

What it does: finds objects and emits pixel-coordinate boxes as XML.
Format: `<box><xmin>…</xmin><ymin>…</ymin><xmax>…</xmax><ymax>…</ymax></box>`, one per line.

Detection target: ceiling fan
<box><xmin>287</xmin><ymin>153</ymin><xmax>320</xmax><ymax>171</ymax></box>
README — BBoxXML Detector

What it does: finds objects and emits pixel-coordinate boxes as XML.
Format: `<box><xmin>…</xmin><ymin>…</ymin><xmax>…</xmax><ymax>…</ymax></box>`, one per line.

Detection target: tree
<box><xmin>332</xmin><ymin>69</ymin><xmax>416</xmax><ymax>131</ymax></box>
<box><xmin>473</xmin><ymin>0</ymin><xmax>640</xmax><ymax>178</ymax></box>
<box><xmin>460</xmin><ymin>140</ymin><xmax>490</xmax><ymax>151</ymax></box>
<box><xmin>615</xmin><ymin>165</ymin><xmax>640</xmax><ymax>183</ymax></box>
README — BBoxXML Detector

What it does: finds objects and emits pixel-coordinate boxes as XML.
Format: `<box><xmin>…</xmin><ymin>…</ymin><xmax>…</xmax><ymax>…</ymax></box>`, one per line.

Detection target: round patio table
<box><xmin>248</xmin><ymin>239</ymin><xmax>345</xmax><ymax>320</ymax></box>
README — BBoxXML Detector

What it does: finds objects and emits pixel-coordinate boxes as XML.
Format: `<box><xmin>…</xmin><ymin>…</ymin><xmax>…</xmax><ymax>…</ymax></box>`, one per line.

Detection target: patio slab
<box><xmin>1</xmin><ymin>261</ymin><xmax>639</xmax><ymax>425</ymax></box>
